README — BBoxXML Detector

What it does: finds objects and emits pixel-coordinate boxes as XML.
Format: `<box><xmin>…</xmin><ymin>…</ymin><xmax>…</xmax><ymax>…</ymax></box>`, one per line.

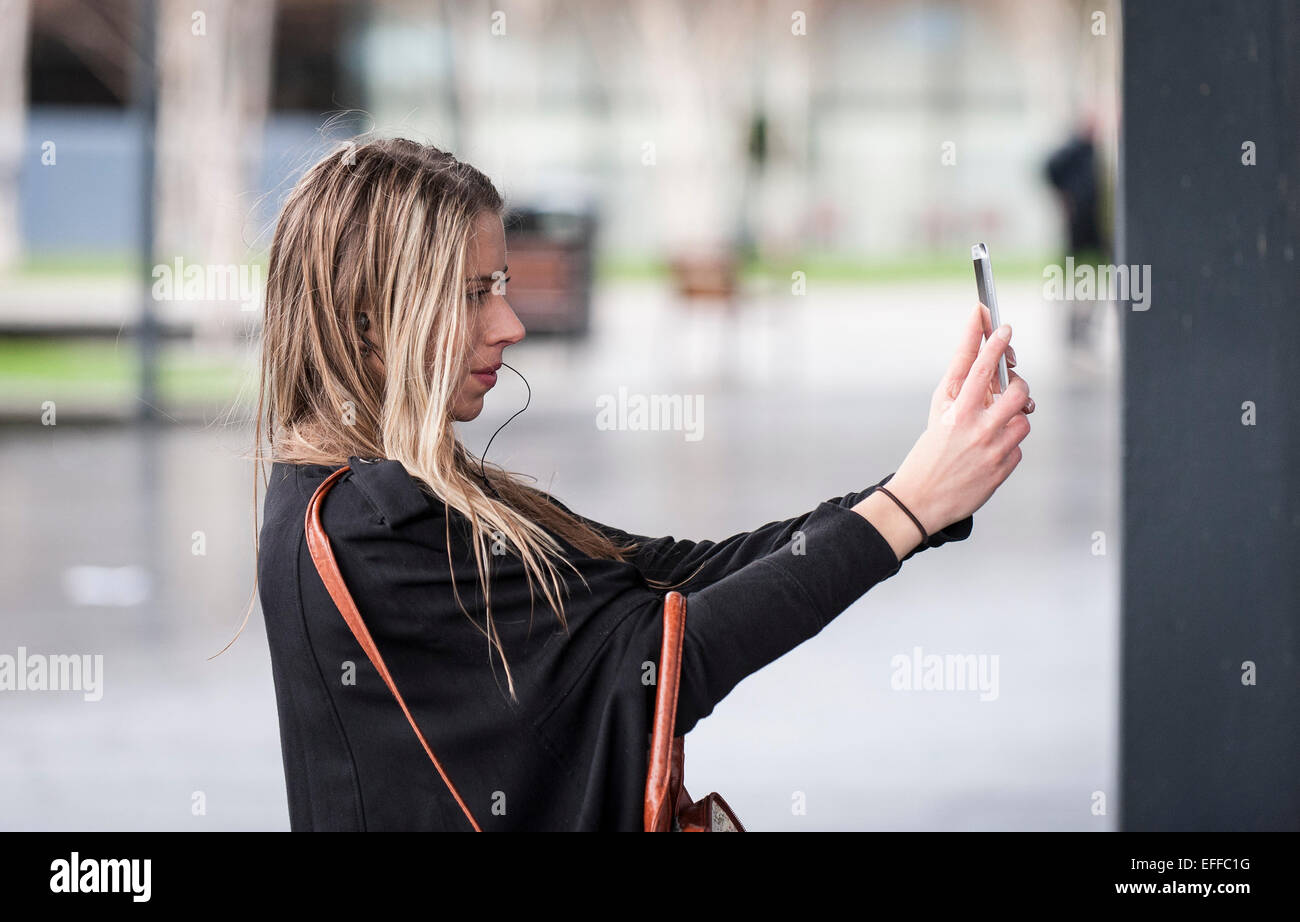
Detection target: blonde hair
<box><xmin>232</xmin><ymin>137</ymin><xmax>699</xmax><ymax>701</ymax></box>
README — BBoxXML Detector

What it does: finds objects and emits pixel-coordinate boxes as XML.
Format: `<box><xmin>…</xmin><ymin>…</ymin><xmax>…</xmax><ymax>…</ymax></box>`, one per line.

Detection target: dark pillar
<box><xmin>1120</xmin><ymin>0</ymin><xmax>1300</xmax><ymax>830</ymax></box>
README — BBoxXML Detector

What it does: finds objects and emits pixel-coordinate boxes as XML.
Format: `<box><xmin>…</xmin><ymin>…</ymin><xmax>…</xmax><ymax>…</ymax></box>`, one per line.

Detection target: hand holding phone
<box><xmin>876</xmin><ymin>281</ymin><xmax>1035</xmax><ymax>541</ymax></box>
<box><xmin>971</xmin><ymin>242</ymin><xmax>1010</xmax><ymax>396</ymax></box>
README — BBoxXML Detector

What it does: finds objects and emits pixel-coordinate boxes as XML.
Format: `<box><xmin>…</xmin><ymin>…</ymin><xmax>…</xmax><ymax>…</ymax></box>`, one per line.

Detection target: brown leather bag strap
<box><xmin>304</xmin><ymin>465</ymin><xmax>482</xmax><ymax>832</ymax></box>
<box><xmin>644</xmin><ymin>590</ymin><xmax>687</xmax><ymax>831</ymax></box>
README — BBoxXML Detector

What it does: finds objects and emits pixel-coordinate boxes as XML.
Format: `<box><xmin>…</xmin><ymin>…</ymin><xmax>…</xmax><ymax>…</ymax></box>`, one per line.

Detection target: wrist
<box><xmin>851</xmin><ymin>491</ymin><xmax>924</xmax><ymax>563</ymax></box>
<box><xmin>877</xmin><ymin>473</ymin><xmax>939</xmax><ymax>538</ymax></box>
<box><xmin>876</xmin><ymin>484</ymin><xmax>930</xmax><ymax>546</ymax></box>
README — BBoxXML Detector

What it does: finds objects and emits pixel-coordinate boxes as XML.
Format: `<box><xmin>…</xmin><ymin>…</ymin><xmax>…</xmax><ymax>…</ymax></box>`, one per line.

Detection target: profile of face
<box><xmin>450</xmin><ymin>210</ymin><xmax>526</xmax><ymax>421</ymax></box>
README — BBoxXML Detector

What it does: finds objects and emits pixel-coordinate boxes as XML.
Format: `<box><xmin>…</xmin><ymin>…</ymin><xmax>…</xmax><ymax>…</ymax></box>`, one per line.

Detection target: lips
<box><xmin>471</xmin><ymin>362</ymin><xmax>500</xmax><ymax>388</ymax></box>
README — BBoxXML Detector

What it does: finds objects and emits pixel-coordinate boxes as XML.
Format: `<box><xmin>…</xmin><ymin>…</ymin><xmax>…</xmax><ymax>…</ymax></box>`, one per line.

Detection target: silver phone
<box><xmin>971</xmin><ymin>242</ymin><xmax>1010</xmax><ymax>395</ymax></box>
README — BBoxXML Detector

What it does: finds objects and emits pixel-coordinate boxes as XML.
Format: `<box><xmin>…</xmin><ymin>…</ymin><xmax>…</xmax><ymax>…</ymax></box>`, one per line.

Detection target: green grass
<box><xmin>595</xmin><ymin>251</ymin><xmax>1057</xmax><ymax>283</ymax></box>
<box><xmin>12</xmin><ymin>253</ymin><xmax>271</xmax><ymax>280</ymax></box>
<box><xmin>0</xmin><ymin>339</ymin><xmax>253</xmax><ymax>412</ymax></box>
<box><xmin>17</xmin><ymin>250</ymin><xmax>1060</xmax><ymax>284</ymax></box>
<box><xmin>13</xmin><ymin>253</ymin><xmax>137</xmax><ymax>279</ymax></box>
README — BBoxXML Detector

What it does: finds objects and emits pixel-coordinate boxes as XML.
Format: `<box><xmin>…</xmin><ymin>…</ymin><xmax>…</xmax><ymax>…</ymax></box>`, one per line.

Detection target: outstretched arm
<box><xmin>548</xmin><ymin>473</ymin><xmax>973</xmax><ymax>592</ymax></box>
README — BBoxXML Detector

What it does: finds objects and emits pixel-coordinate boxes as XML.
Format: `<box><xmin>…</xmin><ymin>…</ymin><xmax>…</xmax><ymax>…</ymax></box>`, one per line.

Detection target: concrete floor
<box><xmin>0</xmin><ymin>277</ymin><xmax>1120</xmax><ymax>830</ymax></box>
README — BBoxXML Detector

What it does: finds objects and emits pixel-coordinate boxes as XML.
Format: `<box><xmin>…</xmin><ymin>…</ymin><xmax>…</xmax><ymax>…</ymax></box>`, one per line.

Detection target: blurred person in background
<box><xmin>1045</xmin><ymin>110</ymin><xmax>1110</xmax><ymax>351</ymax></box>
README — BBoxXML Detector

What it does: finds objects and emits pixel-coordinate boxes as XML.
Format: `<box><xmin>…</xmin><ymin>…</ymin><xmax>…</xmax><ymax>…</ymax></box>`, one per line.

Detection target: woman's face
<box><xmin>450</xmin><ymin>210</ymin><xmax>526</xmax><ymax>421</ymax></box>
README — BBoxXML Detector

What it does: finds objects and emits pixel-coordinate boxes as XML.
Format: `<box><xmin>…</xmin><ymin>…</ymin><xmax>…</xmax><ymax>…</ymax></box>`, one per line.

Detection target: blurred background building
<box><xmin>3</xmin><ymin>0</ymin><xmax>1117</xmax><ymax>352</ymax></box>
<box><xmin>1</xmin><ymin>0</ymin><xmax>1121</xmax><ymax>831</ymax></box>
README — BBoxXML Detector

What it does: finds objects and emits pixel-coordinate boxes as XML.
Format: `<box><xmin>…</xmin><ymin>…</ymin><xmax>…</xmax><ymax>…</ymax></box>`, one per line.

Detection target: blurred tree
<box><xmin>155</xmin><ymin>0</ymin><xmax>276</xmax><ymax>342</ymax></box>
<box><xmin>0</xmin><ymin>0</ymin><xmax>31</xmax><ymax>272</ymax></box>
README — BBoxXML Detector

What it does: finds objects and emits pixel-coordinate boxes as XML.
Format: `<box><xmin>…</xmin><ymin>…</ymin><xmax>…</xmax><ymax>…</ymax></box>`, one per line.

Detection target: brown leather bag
<box><xmin>643</xmin><ymin>589</ymin><xmax>745</xmax><ymax>832</ymax></box>
<box><xmin>305</xmin><ymin>465</ymin><xmax>744</xmax><ymax>832</ymax></box>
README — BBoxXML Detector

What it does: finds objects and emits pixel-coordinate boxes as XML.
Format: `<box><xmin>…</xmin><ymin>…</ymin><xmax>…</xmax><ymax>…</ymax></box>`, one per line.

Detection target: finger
<box><xmin>984</xmin><ymin>306</ymin><xmax>1016</xmax><ymax>367</ymax></box>
<box><xmin>997</xmin><ymin>444</ymin><xmax>1025</xmax><ymax>479</ymax></box>
<box><xmin>1006</xmin><ymin>369</ymin><xmax>1032</xmax><ymax>412</ymax></box>
<box><xmin>956</xmin><ymin>323</ymin><xmax>1012</xmax><ymax>415</ymax></box>
<box><xmin>940</xmin><ymin>303</ymin><xmax>989</xmax><ymax>396</ymax></box>
<box><xmin>984</xmin><ymin>371</ymin><xmax>1030</xmax><ymax>429</ymax></box>
<box><xmin>996</xmin><ymin>410</ymin><xmax>1031</xmax><ymax>450</ymax></box>
<box><xmin>984</xmin><ymin>387</ymin><xmax>1029</xmax><ymax>412</ymax></box>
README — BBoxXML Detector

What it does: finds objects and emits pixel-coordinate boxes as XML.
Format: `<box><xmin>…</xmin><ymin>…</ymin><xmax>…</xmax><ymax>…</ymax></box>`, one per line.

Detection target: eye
<box><xmin>468</xmin><ymin>276</ymin><xmax>510</xmax><ymax>303</ymax></box>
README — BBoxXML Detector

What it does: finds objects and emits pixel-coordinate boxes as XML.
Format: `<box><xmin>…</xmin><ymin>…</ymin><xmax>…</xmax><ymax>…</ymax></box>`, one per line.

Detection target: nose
<box><xmin>490</xmin><ymin>296</ymin><xmax>526</xmax><ymax>347</ymax></box>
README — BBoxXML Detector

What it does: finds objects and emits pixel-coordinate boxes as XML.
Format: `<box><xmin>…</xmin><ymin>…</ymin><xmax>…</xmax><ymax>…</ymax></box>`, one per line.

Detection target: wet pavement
<box><xmin>0</xmin><ymin>278</ymin><xmax>1120</xmax><ymax>830</ymax></box>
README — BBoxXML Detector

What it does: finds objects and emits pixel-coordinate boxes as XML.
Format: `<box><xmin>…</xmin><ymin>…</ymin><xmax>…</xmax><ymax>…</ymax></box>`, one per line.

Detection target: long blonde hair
<box><xmin>237</xmin><ymin>137</ymin><xmax>698</xmax><ymax>701</ymax></box>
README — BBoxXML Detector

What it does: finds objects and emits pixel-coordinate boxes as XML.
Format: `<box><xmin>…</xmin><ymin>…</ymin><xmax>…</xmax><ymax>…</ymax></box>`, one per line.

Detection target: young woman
<box><xmin>254</xmin><ymin>137</ymin><xmax>1034</xmax><ymax>831</ymax></box>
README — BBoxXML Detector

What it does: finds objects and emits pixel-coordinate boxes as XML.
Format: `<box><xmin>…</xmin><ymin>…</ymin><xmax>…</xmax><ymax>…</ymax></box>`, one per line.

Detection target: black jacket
<box><xmin>257</xmin><ymin>457</ymin><xmax>973</xmax><ymax>830</ymax></box>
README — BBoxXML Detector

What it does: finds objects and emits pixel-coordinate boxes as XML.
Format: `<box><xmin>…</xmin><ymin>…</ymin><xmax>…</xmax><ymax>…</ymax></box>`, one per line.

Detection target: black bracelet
<box><xmin>875</xmin><ymin>486</ymin><xmax>929</xmax><ymax>546</ymax></box>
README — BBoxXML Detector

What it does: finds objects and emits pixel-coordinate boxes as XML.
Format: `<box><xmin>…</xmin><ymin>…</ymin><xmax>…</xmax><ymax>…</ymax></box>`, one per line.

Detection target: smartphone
<box><xmin>971</xmin><ymin>242</ymin><xmax>1010</xmax><ymax>395</ymax></box>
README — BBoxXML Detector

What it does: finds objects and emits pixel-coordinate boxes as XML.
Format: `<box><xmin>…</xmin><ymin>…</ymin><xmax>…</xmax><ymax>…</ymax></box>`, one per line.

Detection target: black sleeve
<box><xmin>619</xmin><ymin>492</ymin><xmax>959</xmax><ymax>735</ymax></box>
<box><xmin>550</xmin><ymin>471</ymin><xmax>974</xmax><ymax>590</ymax></box>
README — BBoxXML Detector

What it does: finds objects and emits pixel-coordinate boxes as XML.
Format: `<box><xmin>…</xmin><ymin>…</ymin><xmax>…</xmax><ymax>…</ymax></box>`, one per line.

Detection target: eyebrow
<box><xmin>468</xmin><ymin>265</ymin><xmax>508</xmax><ymax>284</ymax></box>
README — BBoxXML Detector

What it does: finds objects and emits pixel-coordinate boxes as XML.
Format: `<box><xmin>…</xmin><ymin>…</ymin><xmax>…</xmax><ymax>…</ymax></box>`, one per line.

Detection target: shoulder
<box><xmin>340</xmin><ymin>457</ymin><xmax>441</xmax><ymax>530</ymax></box>
<box><xmin>319</xmin><ymin>457</ymin><xmax>446</xmax><ymax>533</ymax></box>
<box><xmin>267</xmin><ymin>457</ymin><xmax>444</xmax><ymax>536</ymax></box>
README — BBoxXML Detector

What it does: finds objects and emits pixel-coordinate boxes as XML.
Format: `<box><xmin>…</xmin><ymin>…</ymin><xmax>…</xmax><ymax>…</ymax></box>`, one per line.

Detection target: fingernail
<box><xmin>997</xmin><ymin>324</ymin><xmax>1011</xmax><ymax>340</ymax></box>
